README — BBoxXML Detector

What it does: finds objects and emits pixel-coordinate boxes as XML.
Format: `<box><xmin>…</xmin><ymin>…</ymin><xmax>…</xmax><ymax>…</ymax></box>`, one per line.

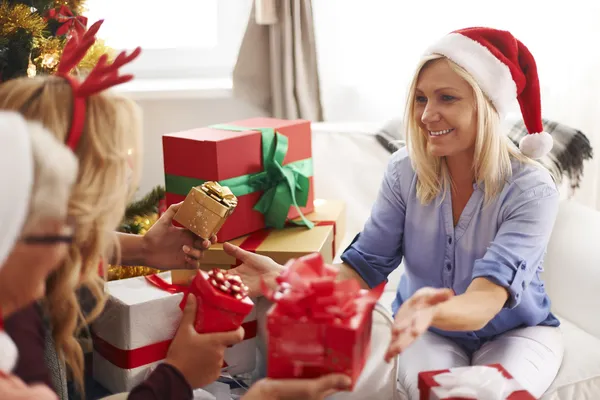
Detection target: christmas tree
<box><xmin>0</xmin><ymin>0</ymin><xmax>111</xmax><ymax>82</ymax></box>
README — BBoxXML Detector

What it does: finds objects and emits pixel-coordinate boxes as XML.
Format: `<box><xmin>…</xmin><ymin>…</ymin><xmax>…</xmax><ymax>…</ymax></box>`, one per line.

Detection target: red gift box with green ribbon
<box><xmin>263</xmin><ymin>253</ymin><xmax>385</xmax><ymax>387</ymax></box>
<box><xmin>162</xmin><ymin>117</ymin><xmax>315</xmax><ymax>242</ymax></box>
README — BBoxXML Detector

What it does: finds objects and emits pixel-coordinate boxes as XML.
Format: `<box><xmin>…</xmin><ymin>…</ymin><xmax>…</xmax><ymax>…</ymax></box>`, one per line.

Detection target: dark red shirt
<box><xmin>4</xmin><ymin>304</ymin><xmax>193</xmax><ymax>399</ymax></box>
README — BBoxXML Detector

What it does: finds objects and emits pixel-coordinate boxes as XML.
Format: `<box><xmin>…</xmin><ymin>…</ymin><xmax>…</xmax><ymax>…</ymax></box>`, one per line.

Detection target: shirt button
<box><xmin>448</xmin><ymin>237</ymin><xmax>452</xmax><ymax>244</ymax></box>
<box><xmin>522</xmin><ymin>281</ymin><xmax>526</xmax><ymax>289</ymax></box>
<box><xmin>446</xmin><ymin>263</ymin><xmax>452</xmax><ymax>271</ymax></box>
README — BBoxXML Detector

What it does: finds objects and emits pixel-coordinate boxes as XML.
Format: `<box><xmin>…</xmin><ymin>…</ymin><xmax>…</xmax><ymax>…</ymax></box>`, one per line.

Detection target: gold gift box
<box><xmin>173</xmin><ymin>181</ymin><xmax>238</xmax><ymax>239</ymax></box>
<box><xmin>172</xmin><ymin>199</ymin><xmax>346</xmax><ymax>285</ymax></box>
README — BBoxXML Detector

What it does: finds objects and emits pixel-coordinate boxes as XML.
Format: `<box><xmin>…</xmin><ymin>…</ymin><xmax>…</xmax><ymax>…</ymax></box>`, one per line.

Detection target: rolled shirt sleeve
<box><xmin>341</xmin><ymin>149</ymin><xmax>407</xmax><ymax>288</ymax></box>
<box><xmin>471</xmin><ymin>182</ymin><xmax>559</xmax><ymax>309</ymax></box>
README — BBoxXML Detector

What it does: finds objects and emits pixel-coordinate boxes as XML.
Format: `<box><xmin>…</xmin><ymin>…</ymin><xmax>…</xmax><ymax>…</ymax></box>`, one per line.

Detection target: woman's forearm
<box><xmin>113</xmin><ymin>232</ymin><xmax>146</xmax><ymax>266</ymax></box>
<box><xmin>431</xmin><ymin>277</ymin><xmax>509</xmax><ymax>331</ymax></box>
<box><xmin>335</xmin><ymin>262</ymin><xmax>370</xmax><ymax>289</ymax></box>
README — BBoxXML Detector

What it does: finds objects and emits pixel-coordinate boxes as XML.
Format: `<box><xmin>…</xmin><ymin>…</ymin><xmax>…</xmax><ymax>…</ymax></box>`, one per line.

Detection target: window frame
<box><xmin>87</xmin><ymin>0</ymin><xmax>251</xmax><ymax>80</ymax></box>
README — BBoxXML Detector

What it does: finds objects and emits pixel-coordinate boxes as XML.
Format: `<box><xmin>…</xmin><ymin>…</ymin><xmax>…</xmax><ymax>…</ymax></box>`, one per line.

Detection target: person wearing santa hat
<box><xmin>0</xmin><ymin>111</ymin><xmax>78</xmax><ymax>399</ymax></box>
<box><xmin>220</xmin><ymin>27</ymin><xmax>564</xmax><ymax>399</ymax></box>
<box><xmin>350</xmin><ymin>26</ymin><xmax>563</xmax><ymax>399</ymax></box>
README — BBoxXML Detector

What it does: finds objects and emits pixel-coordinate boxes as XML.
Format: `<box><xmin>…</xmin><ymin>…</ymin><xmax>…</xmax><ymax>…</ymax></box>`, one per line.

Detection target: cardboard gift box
<box><xmin>163</xmin><ymin>117</ymin><xmax>315</xmax><ymax>242</ymax></box>
<box><xmin>418</xmin><ymin>364</ymin><xmax>536</xmax><ymax>400</ymax></box>
<box><xmin>91</xmin><ymin>272</ymin><xmax>257</xmax><ymax>393</ymax></box>
<box><xmin>263</xmin><ymin>253</ymin><xmax>385</xmax><ymax>387</ymax></box>
<box><xmin>171</xmin><ymin>199</ymin><xmax>346</xmax><ymax>285</ymax></box>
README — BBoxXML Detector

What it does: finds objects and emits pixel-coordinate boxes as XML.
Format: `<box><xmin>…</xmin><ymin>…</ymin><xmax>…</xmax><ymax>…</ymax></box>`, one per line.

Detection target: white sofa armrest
<box><xmin>541</xmin><ymin>200</ymin><xmax>600</xmax><ymax>338</ymax></box>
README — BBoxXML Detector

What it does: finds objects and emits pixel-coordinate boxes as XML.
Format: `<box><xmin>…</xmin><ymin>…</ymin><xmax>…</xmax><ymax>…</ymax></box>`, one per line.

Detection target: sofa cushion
<box><xmin>542</xmin><ymin>316</ymin><xmax>600</xmax><ymax>400</ymax></box>
<box><xmin>542</xmin><ymin>199</ymin><xmax>600</xmax><ymax>338</ymax></box>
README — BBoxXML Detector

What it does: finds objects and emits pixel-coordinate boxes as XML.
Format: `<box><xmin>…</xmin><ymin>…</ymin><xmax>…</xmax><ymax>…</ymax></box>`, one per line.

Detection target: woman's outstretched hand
<box><xmin>222</xmin><ymin>242</ymin><xmax>285</xmax><ymax>297</ymax></box>
<box><xmin>384</xmin><ymin>287</ymin><xmax>454</xmax><ymax>363</ymax></box>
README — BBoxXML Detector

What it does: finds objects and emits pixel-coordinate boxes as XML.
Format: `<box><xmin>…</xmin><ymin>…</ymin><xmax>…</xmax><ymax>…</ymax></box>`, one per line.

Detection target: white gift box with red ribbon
<box><xmin>418</xmin><ymin>364</ymin><xmax>536</xmax><ymax>400</ymax></box>
<box><xmin>91</xmin><ymin>272</ymin><xmax>257</xmax><ymax>394</ymax></box>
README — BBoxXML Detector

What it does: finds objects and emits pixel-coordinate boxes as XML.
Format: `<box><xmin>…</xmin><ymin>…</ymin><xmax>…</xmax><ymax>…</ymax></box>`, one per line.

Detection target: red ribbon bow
<box><xmin>263</xmin><ymin>253</ymin><xmax>385</xmax><ymax>325</ymax></box>
<box><xmin>146</xmin><ymin>270</ymin><xmax>254</xmax><ymax>334</ymax></box>
<box><xmin>46</xmin><ymin>6</ymin><xmax>88</xmax><ymax>37</ymax></box>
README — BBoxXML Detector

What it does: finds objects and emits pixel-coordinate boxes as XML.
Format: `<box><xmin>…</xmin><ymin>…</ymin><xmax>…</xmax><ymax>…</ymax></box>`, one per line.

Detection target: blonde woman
<box><xmin>222</xmin><ymin>27</ymin><xmax>564</xmax><ymax>399</ymax></box>
<box><xmin>0</xmin><ymin>111</ymin><xmax>78</xmax><ymax>399</ymax></box>
<box><xmin>0</xmin><ymin>22</ymin><xmax>237</xmax><ymax>399</ymax></box>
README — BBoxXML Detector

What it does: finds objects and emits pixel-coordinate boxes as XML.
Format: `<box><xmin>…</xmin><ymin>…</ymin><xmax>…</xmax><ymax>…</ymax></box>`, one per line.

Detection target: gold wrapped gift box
<box><xmin>173</xmin><ymin>181</ymin><xmax>238</xmax><ymax>240</ymax></box>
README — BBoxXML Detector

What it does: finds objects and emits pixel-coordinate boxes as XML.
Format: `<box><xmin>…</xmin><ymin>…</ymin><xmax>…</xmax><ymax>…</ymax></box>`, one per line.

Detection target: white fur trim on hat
<box><xmin>0</xmin><ymin>331</ymin><xmax>17</xmax><ymax>372</ymax></box>
<box><xmin>519</xmin><ymin>131</ymin><xmax>554</xmax><ymax>159</ymax></box>
<box><xmin>425</xmin><ymin>33</ymin><xmax>517</xmax><ymax>117</ymax></box>
<box><xmin>0</xmin><ymin>111</ymin><xmax>33</xmax><ymax>267</ymax></box>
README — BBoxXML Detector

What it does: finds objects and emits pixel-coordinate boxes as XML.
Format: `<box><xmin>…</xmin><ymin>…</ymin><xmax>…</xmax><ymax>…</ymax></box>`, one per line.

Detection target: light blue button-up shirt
<box><xmin>341</xmin><ymin>147</ymin><xmax>560</xmax><ymax>352</ymax></box>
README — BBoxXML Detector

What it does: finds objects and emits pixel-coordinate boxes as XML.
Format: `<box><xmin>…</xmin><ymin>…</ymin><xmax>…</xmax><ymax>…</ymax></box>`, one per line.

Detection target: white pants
<box><xmin>396</xmin><ymin>326</ymin><xmax>564</xmax><ymax>400</ymax></box>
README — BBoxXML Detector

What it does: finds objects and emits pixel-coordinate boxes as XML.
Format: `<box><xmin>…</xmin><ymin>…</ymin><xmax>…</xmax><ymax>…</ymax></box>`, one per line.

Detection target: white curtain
<box><xmin>313</xmin><ymin>0</ymin><xmax>600</xmax><ymax>210</ymax></box>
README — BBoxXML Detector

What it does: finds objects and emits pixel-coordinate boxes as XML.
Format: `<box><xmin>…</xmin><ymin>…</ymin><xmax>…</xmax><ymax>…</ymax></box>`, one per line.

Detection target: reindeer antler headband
<box><xmin>56</xmin><ymin>20</ymin><xmax>142</xmax><ymax>151</ymax></box>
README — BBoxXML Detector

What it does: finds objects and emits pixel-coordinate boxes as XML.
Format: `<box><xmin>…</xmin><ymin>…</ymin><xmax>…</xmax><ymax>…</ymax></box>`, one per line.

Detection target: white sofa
<box><xmin>310</xmin><ymin>124</ymin><xmax>600</xmax><ymax>399</ymax></box>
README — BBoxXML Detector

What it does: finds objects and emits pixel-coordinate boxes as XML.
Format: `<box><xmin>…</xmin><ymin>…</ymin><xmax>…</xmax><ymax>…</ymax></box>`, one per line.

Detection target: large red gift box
<box><xmin>264</xmin><ymin>253</ymin><xmax>385</xmax><ymax>387</ymax></box>
<box><xmin>163</xmin><ymin>117</ymin><xmax>315</xmax><ymax>242</ymax></box>
<box><xmin>418</xmin><ymin>364</ymin><xmax>536</xmax><ymax>400</ymax></box>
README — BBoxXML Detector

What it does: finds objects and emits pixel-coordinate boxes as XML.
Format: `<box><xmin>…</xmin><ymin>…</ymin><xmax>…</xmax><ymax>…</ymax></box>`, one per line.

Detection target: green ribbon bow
<box><xmin>165</xmin><ymin>124</ymin><xmax>314</xmax><ymax>229</ymax></box>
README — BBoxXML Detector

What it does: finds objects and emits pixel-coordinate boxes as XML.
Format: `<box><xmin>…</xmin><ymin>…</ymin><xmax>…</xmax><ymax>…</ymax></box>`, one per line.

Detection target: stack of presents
<box><xmin>90</xmin><ymin>117</ymin><xmax>365</xmax><ymax>394</ymax></box>
<box><xmin>90</xmin><ymin>118</ymin><xmax>536</xmax><ymax>399</ymax></box>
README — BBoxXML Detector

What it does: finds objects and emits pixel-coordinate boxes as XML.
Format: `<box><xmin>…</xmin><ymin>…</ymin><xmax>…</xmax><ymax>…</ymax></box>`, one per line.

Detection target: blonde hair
<box><xmin>22</xmin><ymin>121</ymin><xmax>78</xmax><ymax>234</ymax></box>
<box><xmin>0</xmin><ymin>75</ymin><xmax>142</xmax><ymax>390</ymax></box>
<box><xmin>404</xmin><ymin>55</ymin><xmax>536</xmax><ymax>205</ymax></box>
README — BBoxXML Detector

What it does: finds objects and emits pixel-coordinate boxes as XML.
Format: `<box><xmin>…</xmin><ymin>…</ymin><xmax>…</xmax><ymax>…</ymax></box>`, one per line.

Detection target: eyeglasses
<box><xmin>20</xmin><ymin>217</ymin><xmax>76</xmax><ymax>246</ymax></box>
<box><xmin>21</xmin><ymin>235</ymin><xmax>73</xmax><ymax>245</ymax></box>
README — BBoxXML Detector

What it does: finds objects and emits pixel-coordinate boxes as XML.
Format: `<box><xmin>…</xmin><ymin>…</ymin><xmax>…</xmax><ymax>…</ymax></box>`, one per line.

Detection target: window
<box><xmin>85</xmin><ymin>0</ymin><xmax>253</xmax><ymax>79</ymax></box>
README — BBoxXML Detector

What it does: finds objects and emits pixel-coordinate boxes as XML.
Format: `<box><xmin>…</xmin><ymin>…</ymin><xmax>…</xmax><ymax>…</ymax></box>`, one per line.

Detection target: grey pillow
<box><xmin>375</xmin><ymin>118</ymin><xmax>404</xmax><ymax>153</ymax></box>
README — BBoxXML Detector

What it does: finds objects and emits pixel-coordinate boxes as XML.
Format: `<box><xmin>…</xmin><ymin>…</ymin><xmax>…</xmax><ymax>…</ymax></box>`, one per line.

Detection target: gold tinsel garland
<box><xmin>31</xmin><ymin>35</ymin><xmax>113</xmax><ymax>75</ymax></box>
<box><xmin>32</xmin><ymin>36</ymin><xmax>64</xmax><ymax>72</ymax></box>
<box><xmin>1</xmin><ymin>0</ymin><xmax>113</xmax><ymax>76</ymax></box>
<box><xmin>107</xmin><ymin>214</ymin><xmax>161</xmax><ymax>281</ymax></box>
<box><xmin>54</xmin><ymin>0</ymin><xmax>85</xmax><ymax>15</ymax></box>
<box><xmin>0</xmin><ymin>2</ymin><xmax>46</xmax><ymax>38</ymax></box>
<box><xmin>77</xmin><ymin>37</ymin><xmax>114</xmax><ymax>72</ymax></box>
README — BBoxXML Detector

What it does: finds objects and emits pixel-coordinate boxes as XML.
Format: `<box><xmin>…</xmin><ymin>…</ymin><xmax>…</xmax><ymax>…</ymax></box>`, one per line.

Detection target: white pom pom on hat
<box><xmin>424</xmin><ymin>27</ymin><xmax>553</xmax><ymax>159</ymax></box>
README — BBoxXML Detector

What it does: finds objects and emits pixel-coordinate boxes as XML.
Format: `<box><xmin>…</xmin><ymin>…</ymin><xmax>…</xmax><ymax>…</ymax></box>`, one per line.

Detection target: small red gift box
<box><xmin>418</xmin><ymin>364</ymin><xmax>536</xmax><ymax>400</ymax></box>
<box><xmin>178</xmin><ymin>270</ymin><xmax>254</xmax><ymax>334</ymax></box>
<box><xmin>264</xmin><ymin>253</ymin><xmax>385</xmax><ymax>387</ymax></box>
<box><xmin>163</xmin><ymin>117</ymin><xmax>315</xmax><ymax>242</ymax></box>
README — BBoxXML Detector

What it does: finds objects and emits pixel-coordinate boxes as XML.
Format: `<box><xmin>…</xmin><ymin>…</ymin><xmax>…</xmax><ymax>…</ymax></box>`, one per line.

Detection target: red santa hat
<box><xmin>424</xmin><ymin>27</ymin><xmax>553</xmax><ymax>159</ymax></box>
<box><xmin>0</xmin><ymin>112</ymin><xmax>33</xmax><ymax>372</ymax></box>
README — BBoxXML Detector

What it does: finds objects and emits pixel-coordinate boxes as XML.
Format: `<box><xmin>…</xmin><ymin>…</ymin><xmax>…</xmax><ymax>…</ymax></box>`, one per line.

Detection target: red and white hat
<box><xmin>425</xmin><ymin>27</ymin><xmax>553</xmax><ymax>159</ymax></box>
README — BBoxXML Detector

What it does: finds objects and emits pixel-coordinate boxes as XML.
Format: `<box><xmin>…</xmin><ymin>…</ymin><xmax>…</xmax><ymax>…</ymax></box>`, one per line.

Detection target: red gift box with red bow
<box><xmin>418</xmin><ymin>364</ymin><xmax>536</xmax><ymax>400</ymax></box>
<box><xmin>263</xmin><ymin>253</ymin><xmax>385</xmax><ymax>386</ymax></box>
<box><xmin>177</xmin><ymin>269</ymin><xmax>254</xmax><ymax>334</ymax></box>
